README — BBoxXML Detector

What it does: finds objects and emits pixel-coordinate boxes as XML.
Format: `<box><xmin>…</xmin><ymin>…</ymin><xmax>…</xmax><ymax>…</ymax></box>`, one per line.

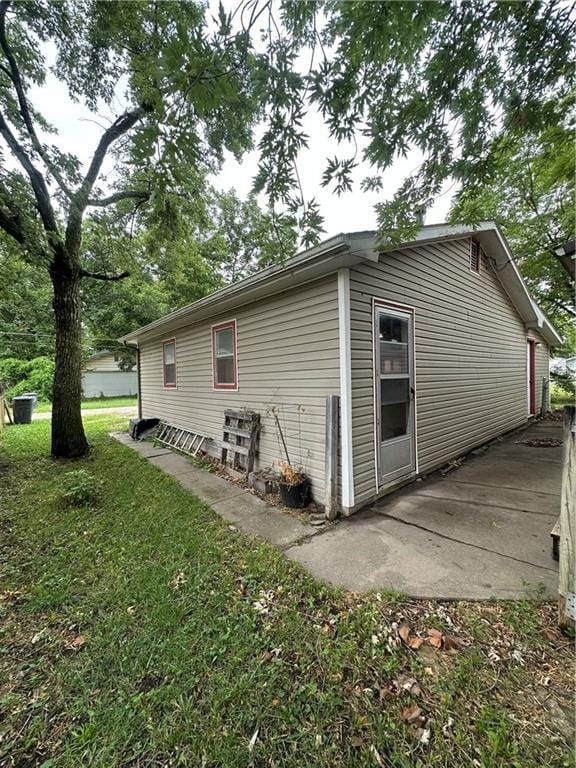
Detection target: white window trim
<box><xmin>371</xmin><ymin>298</ymin><xmax>419</xmax><ymax>493</ymax></box>
<box><xmin>162</xmin><ymin>337</ymin><xmax>177</xmax><ymax>389</ymax></box>
<box><xmin>211</xmin><ymin>319</ymin><xmax>238</xmax><ymax>392</ymax></box>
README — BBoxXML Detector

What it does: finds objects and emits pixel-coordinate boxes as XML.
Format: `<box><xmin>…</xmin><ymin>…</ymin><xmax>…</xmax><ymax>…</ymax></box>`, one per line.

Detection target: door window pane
<box><xmin>380</xmin><ymin>379</ymin><xmax>409</xmax><ymax>440</ymax></box>
<box><xmin>379</xmin><ymin>314</ymin><xmax>408</xmax><ymax>374</ymax></box>
<box><xmin>380</xmin><ymin>314</ymin><xmax>408</xmax><ymax>343</ymax></box>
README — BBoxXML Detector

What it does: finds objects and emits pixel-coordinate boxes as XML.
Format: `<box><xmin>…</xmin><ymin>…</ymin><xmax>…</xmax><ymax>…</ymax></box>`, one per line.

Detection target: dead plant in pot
<box><xmin>269</xmin><ymin>407</ymin><xmax>311</xmax><ymax>509</ymax></box>
<box><xmin>277</xmin><ymin>460</ymin><xmax>311</xmax><ymax>509</ymax></box>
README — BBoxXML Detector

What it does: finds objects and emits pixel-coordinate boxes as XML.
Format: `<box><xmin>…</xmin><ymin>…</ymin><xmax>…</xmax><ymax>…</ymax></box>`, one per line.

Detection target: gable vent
<box><xmin>469</xmin><ymin>239</ymin><xmax>481</xmax><ymax>273</ymax></box>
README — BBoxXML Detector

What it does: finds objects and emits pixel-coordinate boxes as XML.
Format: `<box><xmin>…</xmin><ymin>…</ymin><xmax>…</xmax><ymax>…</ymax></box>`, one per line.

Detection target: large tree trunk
<box><xmin>50</xmin><ymin>249</ymin><xmax>89</xmax><ymax>458</ymax></box>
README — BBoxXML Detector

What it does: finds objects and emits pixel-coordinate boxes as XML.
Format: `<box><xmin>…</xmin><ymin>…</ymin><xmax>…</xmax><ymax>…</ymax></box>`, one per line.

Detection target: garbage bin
<box><xmin>12</xmin><ymin>395</ymin><xmax>34</xmax><ymax>424</ymax></box>
<box><xmin>21</xmin><ymin>392</ymin><xmax>38</xmax><ymax>409</ymax></box>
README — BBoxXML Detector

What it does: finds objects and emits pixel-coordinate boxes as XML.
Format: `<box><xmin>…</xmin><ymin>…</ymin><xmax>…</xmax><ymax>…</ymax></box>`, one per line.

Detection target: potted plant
<box><xmin>277</xmin><ymin>461</ymin><xmax>311</xmax><ymax>509</ymax></box>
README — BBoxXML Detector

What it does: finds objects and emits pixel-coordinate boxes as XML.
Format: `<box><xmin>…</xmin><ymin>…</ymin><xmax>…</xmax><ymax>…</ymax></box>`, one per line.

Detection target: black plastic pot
<box><xmin>279</xmin><ymin>477</ymin><xmax>311</xmax><ymax>509</ymax></box>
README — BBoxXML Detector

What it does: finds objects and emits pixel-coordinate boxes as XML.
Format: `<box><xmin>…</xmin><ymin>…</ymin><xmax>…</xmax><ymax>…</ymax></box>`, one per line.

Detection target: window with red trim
<box><xmin>212</xmin><ymin>321</ymin><xmax>237</xmax><ymax>389</ymax></box>
<box><xmin>163</xmin><ymin>339</ymin><xmax>176</xmax><ymax>387</ymax></box>
<box><xmin>469</xmin><ymin>239</ymin><xmax>481</xmax><ymax>273</ymax></box>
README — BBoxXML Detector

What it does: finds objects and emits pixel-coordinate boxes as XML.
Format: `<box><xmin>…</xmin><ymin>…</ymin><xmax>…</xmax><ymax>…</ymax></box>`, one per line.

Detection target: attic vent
<box><xmin>469</xmin><ymin>239</ymin><xmax>481</xmax><ymax>273</ymax></box>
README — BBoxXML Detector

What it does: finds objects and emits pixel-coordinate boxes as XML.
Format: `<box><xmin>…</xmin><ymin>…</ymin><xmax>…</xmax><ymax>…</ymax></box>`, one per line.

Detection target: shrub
<box><xmin>0</xmin><ymin>356</ymin><xmax>55</xmax><ymax>402</ymax></box>
<box><xmin>60</xmin><ymin>470</ymin><xmax>103</xmax><ymax>508</ymax></box>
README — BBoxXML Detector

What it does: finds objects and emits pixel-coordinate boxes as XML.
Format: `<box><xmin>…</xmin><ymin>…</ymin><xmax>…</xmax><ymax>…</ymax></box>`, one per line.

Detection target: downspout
<box><xmin>123</xmin><ymin>341</ymin><xmax>141</xmax><ymax>419</ymax></box>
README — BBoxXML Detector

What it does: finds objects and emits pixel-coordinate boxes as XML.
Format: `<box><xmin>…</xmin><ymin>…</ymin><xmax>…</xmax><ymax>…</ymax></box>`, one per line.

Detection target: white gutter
<box><xmin>120</xmin><ymin>232</ymin><xmax>377</xmax><ymax>344</ymax></box>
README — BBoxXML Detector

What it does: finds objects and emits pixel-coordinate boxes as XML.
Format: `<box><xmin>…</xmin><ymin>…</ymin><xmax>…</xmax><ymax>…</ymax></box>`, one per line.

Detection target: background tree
<box><xmin>200</xmin><ymin>190</ymin><xmax>297</xmax><ymax>283</ymax></box>
<box><xmin>450</xmin><ymin>111</ymin><xmax>575</xmax><ymax>353</ymax></box>
<box><xmin>0</xmin><ymin>0</ymin><xmax>572</xmax><ymax>458</ymax></box>
<box><xmin>0</xmin><ymin>0</ymin><xmax>266</xmax><ymax>456</ymax></box>
<box><xmin>0</xmin><ymin>233</ymin><xmax>54</xmax><ymax>358</ymax></box>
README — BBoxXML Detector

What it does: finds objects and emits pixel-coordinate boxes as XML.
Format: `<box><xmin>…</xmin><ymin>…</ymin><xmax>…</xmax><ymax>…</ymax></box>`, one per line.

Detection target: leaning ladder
<box><xmin>154</xmin><ymin>422</ymin><xmax>208</xmax><ymax>457</ymax></box>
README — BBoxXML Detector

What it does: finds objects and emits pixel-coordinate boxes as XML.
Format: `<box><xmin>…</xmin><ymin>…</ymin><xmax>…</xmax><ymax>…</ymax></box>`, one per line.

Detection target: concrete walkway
<box><xmin>34</xmin><ymin>406</ymin><xmax>137</xmax><ymax>421</ymax></box>
<box><xmin>285</xmin><ymin>419</ymin><xmax>562</xmax><ymax>599</ymax></box>
<box><xmin>111</xmin><ymin>432</ymin><xmax>317</xmax><ymax>549</ymax></box>
<box><xmin>111</xmin><ymin>419</ymin><xmax>562</xmax><ymax>600</ymax></box>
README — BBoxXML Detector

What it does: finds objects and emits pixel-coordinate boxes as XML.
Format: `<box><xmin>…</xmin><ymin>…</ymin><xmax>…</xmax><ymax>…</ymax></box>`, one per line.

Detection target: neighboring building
<box><xmin>82</xmin><ymin>350</ymin><xmax>138</xmax><ymax>398</ymax></box>
<box><xmin>554</xmin><ymin>239</ymin><xmax>575</xmax><ymax>280</ymax></box>
<box><xmin>120</xmin><ymin>222</ymin><xmax>561</xmax><ymax>516</ymax></box>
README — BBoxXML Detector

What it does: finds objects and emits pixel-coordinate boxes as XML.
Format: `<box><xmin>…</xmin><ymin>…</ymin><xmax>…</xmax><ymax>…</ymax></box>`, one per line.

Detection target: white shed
<box><xmin>82</xmin><ymin>350</ymin><xmax>138</xmax><ymax>398</ymax></box>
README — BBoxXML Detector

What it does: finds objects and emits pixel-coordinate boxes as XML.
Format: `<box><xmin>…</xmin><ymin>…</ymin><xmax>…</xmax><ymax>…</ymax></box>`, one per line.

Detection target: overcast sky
<box><xmin>29</xmin><ymin>41</ymin><xmax>455</xmax><ymax>241</ymax></box>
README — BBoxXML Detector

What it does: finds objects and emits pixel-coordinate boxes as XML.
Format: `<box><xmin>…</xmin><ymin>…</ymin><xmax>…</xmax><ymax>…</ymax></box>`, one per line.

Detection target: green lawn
<box><xmin>35</xmin><ymin>396</ymin><xmax>137</xmax><ymax>413</ymax></box>
<box><xmin>0</xmin><ymin>417</ymin><xmax>573</xmax><ymax>767</ymax></box>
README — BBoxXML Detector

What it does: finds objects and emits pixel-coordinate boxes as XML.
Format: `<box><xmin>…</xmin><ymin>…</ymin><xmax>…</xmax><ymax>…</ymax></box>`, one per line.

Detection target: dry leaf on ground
<box><xmin>401</xmin><ymin>704</ymin><xmax>423</xmax><ymax>724</ymax></box>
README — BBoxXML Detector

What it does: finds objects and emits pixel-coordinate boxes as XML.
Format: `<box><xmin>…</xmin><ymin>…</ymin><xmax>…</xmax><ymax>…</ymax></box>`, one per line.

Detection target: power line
<box><xmin>0</xmin><ymin>330</ymin><xmax>126</xmax><ymax>342</ymax></box>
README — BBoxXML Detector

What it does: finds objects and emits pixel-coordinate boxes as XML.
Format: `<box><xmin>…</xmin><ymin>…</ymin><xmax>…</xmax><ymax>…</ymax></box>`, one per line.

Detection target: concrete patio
<box><xmin>112</xmin><ymin>418</ymin><xmax>562</xmax><ymax>600</ymax></box>
<box><xmin>286</xmin><ymin>419</ymin><xmax>562</xmax><ymax>599</ymax></box>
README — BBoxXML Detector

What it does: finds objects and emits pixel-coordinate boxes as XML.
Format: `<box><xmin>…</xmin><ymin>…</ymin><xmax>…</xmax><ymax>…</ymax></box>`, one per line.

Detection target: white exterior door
<box><xmin>374</xmin><ymin>303</ymin><xmax>416</xmax><ymax>486</ymax></box>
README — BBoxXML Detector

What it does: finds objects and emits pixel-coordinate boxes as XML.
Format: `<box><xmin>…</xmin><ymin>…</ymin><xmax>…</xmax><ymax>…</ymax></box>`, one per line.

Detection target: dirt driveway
<box><xmin>285</xmin><ymin>419</ymin><xmax>562</xmax><ymax>599</ymax></box>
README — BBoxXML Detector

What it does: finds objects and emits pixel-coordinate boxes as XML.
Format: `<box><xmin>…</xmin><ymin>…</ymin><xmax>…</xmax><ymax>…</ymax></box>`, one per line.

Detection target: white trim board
<box><xmin>338</xmin><ymin>268</ymin><xmax>355</xmax><ymax>511</ymax></box>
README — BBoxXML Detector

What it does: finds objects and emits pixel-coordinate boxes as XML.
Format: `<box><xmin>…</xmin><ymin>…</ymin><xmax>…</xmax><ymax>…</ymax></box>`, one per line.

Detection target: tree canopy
<box><xmin>0</xmin><ymin>0</ymin><xmax>573</xmax><ymax>455</ymax></box>
<box><xmin>450</xmin><ymin>110</ymin><xmax>575</xmax><ymax>353</ymax></box>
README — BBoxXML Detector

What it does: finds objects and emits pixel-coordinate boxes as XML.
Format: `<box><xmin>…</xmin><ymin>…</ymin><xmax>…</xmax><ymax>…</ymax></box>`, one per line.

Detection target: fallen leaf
<box><xmin>408</xmin><ymin>636</ymin><xmax>424</xmax><ymax>650</ymax></box>
<box><xmin>70</xmin><ymin>634</ymin><xmax>87</xmax><ymax>648</ymax></box>
<box><xmin>401</xmin><ymin>704</ymin><xmax>423</xmax><ymax>724</ymax></box>
<box><xmin>396</xmin><ymin>676</ymin><xmax>423</xmax><ymax>697</ymax></box>
<box><xmin>509</xmin><ymin>649</ymin><xmax>525</xmax><ymax>666</ymax></box>
<box><xmin>379</xmin><ymin>685</ymin><xmax>394</xmax><ymax>702</ymax></box>
<box><xmin>398</xmin><ymin>623</ymin><xmax>411</xmax><ymax>643</ymax></box>
<box><xmin>418</xmin><ymin>726</ymin><xmax>431</xmax><ymax>745</ymax></box>
<box><xmin>350</xmin><ymin>735</ymin><xmax>364</xmax><ymax>748</ymax></box>
<box><xmin>442</xmin><ymin>716</ymin><xmax>454</xmax><ymax>736</ymax></box>
<box><xmin>370</xmin><ymin>745</ymin><xmax>385</xmax><ymax>766</ymax></box>
<box><xmin>31</xmin><ymin>629</ymin><xmax>48</xmax><ymax>644</ymax></box>
<box><xmin>427</xmin><ymin>628</ymin><xmax>443</xmax><ymax>639</ymax></box>
<box><xmin>248</xmin><ymin>727</ymin><xmax>259</xmax><ymax>752</ymax></box>
<box><xmin>443</xmin><ymin>635</ymin><xmax>462</xmax><ymax>651</ymax></box>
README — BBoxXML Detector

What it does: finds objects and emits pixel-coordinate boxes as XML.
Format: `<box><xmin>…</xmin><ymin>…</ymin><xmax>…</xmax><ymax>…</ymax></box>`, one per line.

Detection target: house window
<box><xmin>212</xmin><ymin>320</ymin><xmax>237</xmax><ymax>390</ymax></box>
<box><xmin>469</xmin><ymin>239</ymin><xmax>481</xmax><ymax>273</ymax></box>
<box><xmin>163</xmin><ymin>339</ymin><xmax>176</xmax><ymax>387</ymax></box>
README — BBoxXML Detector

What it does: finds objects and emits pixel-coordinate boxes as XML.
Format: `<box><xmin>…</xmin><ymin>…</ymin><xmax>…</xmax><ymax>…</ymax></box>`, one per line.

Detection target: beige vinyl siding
<box><xmin>350</xmin><ymin>238</ymin><xmax>539</xmax><ymax>508</ymax></box>
<box><xmin>528</xmin><ymin>329</ymin><xmax>550</xmax><ymax>412</ymax></box>
<box><xmin>139</xmin><ymin>276</ymin><xmax>340</xmax><ymax>501</ymax></box>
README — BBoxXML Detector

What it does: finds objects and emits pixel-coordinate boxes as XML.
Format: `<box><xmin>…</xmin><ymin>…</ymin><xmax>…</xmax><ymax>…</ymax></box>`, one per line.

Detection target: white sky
<box><xmin>28</xmin><ymin>31</ymin><xmax>455</xmax><ymax>242</ymax></box>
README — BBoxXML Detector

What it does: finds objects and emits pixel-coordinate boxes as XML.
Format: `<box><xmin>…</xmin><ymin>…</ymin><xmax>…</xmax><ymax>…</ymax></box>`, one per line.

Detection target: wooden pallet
<box><xmin>155</xmin><ymin>422</ymin><xmax>208</xmax><ymax>457</ymax></box>
<box><xmin>221</xmin><ymin>409</ymin><xmax>260</xmax><ymax>476</ymax></box>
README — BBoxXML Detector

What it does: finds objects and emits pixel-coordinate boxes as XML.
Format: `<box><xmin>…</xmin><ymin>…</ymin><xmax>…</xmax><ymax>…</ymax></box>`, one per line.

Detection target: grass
<box><xmin>0</xmin><ymin>417</ymin><xmax>573</xmax><ymax>767</ymax></box>
<box><xmin>35</xmin><ymin>396</ymin><xmax>137</xmax><ymax>413</ymax></box>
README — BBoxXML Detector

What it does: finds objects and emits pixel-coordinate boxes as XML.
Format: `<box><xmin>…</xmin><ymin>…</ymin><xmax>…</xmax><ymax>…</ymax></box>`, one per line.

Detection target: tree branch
<box><xmin>0</xmin><ymin>203</ymin><xmax>24</xmax><ymax>243</ymax></box>
<box><xmin>87</xmin><ymin>189</ymin><xmax>150</xmax><ymax>207</ymax></box>
<box><xmin>0</xmin><ymin>0</ymin><xmax>73</xmax><ymax>198</ymax></box>
<box><xmin>0</xmin><ymin>110</ymin><xmax>60</xmax><ymax>237</ymax></box>
<box><xmin>66</xmin><ymin>106</ymin><xmax>150</xmax><ymax>252</ymax></box>
<box><xmin>80</xmin><ymin>269</ymin><xmax>130</xmax><ymax>281</ymax></box>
